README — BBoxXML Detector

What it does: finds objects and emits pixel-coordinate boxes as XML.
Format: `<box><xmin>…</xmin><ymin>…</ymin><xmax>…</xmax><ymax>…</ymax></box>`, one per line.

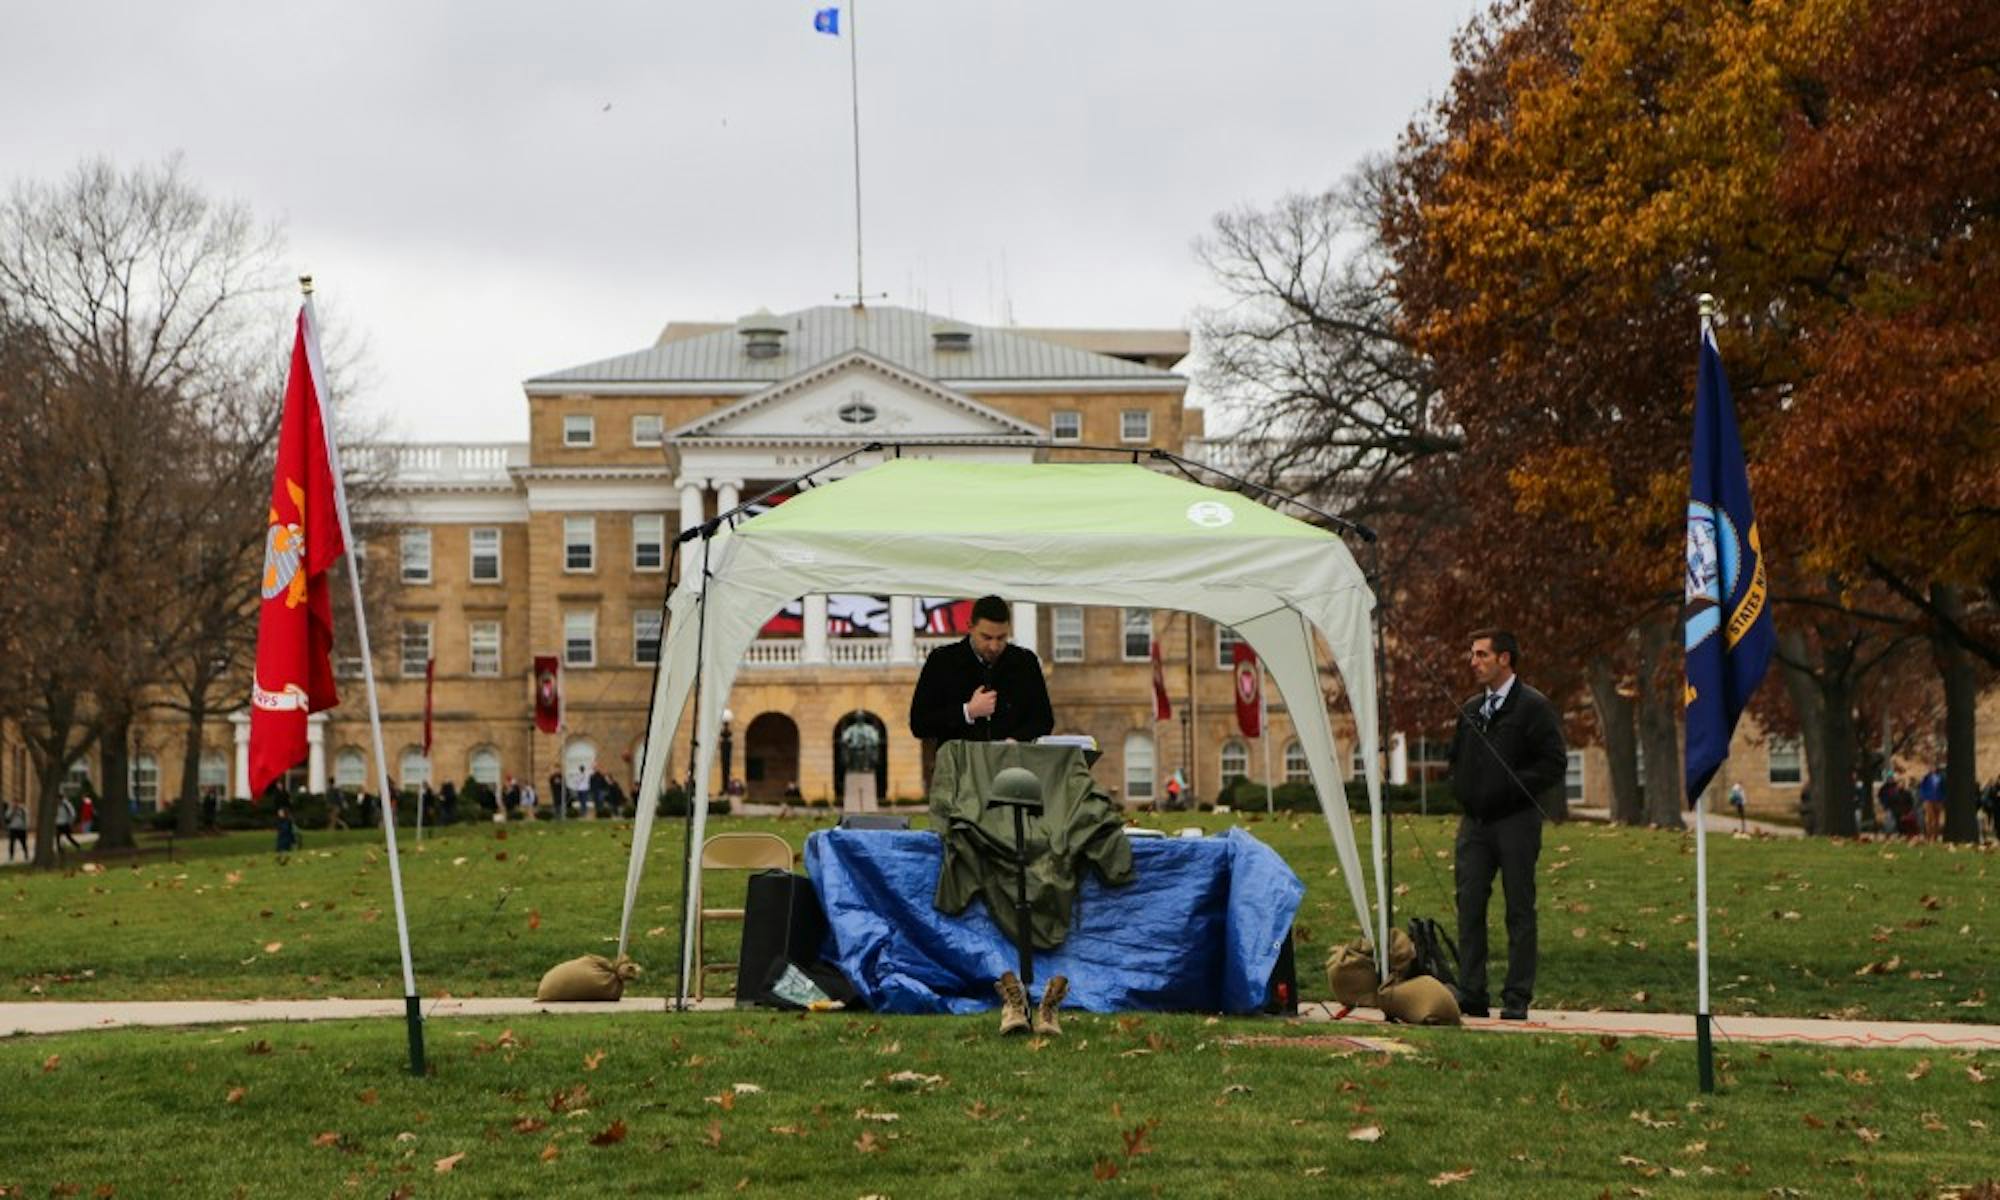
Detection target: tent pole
<box><xmin>673</xmin><ymin>530</ymin><xmax>715</xmax><ymax>1012</ymax></box>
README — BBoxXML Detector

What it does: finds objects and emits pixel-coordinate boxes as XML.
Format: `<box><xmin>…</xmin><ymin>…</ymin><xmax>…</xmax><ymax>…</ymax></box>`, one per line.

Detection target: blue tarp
<box><xmin>804</xmin><ymin>827</ymin><xmax>1303</xmax><ymax>1015</ymax></box>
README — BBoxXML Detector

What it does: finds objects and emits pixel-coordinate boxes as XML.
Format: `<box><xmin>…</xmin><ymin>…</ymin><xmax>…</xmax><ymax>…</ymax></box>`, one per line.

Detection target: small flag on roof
<box><xmin>813</xmin><ymin>6</ymin><xmax>839</xmax><ymax>35</ymax></box>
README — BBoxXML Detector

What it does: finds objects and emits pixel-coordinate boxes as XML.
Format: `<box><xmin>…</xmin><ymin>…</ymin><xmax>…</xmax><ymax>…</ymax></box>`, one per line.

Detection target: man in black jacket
<box><xmin>1447</xmin><ymin>628</ymin><xmax>1567</xmax><ymax>1020</ymax></box>
<box><xmin>909</xmin><ymin>595</ymin><xmax>1054</xmax><ymax>745</ymax></box>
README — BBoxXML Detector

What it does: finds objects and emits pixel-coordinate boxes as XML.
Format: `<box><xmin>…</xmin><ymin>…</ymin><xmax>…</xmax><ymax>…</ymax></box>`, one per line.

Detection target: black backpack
<box><xmin>1406</xmin><ymin>917</ymin><xmax>1460</xmax><ymax>989</ymax></box>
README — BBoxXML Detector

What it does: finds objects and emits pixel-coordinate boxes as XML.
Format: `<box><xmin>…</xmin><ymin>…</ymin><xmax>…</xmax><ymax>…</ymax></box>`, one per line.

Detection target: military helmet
<box><xmin>989</xmin><ymin>767</ymin><xmax>1044</xmax><ymax>806</ymax></box>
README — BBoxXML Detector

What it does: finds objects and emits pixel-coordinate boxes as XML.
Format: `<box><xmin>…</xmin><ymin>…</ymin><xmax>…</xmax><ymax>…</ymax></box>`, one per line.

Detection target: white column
<box><xmin>1013</xmin><ymin>601</ymin><xmax>1039</xmax><ymax>658</ymax></box>
<box><xmin>307</xmin><ymin>714</ymin><xmax>328</xmax><ymax>795</ymax></box>
<box><xmin>677</xmin><ymin>477</ymin><xmax>706</xmax><ymax>534</ymax></box>
<box><xmin>889</xmin><ymin>596</ymin><xmax>916</xmax><ymax>665</ymax></box>
<box><xmin>715</xmin><ymin>478</ymin><xmax>743</xmax><ymax>517</ymax></box>
<box><xmin>803</xmin><ymin>594</ymin><xmax>830</xmax><ymax>664</ymax></box>
<box><xmin>230</xmin><ymin>712</ymin><xmax>251</xmax><ymax>800</ymax></box>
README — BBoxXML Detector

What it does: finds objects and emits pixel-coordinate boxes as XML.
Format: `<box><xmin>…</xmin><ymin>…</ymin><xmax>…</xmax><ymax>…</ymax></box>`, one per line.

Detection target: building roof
<box><xmin>527</xmin><ymin>305</ymin><xmax>1185</xmax><ymax>389</ymax></box>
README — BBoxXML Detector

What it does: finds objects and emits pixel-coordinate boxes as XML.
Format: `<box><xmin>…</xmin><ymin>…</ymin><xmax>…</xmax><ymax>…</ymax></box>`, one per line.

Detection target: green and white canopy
<box><xmin>615</xmin><ymin>459</ymin><xmax>1388</xmax><ymax>994</ymax></box>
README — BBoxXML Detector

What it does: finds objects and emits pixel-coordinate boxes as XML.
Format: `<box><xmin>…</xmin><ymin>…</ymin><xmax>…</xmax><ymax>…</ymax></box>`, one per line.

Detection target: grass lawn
<box><xmin>2</xmin><ymin>812</ymin><xmax>1991</xmax><ymax>1021</ymax></box>
<box><xmin>2</xmin><ymin>1011</ymin><xmax>1994</xmax><ymax>1198</ymax></box>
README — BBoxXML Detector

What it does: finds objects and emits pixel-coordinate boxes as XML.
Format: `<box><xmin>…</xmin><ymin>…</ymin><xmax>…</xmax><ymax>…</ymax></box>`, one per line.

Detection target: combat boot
<box><xmin>1032</xmin><ymin>974</ymin><xmax>1068</xmax><ymax>1037</ymax></box>
<box><xmin>995</xmin><ymin>971</ymin><xmax>1030</xmax><ymax>1036</ymax></box>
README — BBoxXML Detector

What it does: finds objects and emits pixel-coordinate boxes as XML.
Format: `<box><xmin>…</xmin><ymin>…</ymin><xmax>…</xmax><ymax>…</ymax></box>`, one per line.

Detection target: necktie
<box><xmin>1483</xmin><ymin>691</ymin><xmax>1501</xmax><ymax>721</ymax></box>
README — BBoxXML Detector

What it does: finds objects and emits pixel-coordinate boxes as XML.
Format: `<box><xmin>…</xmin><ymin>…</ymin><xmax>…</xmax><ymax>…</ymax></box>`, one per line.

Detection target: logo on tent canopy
<box><xmin>1185</xmin><ymin>501</ymin><xmax>1234</xmax><ymax>529</ymax></box>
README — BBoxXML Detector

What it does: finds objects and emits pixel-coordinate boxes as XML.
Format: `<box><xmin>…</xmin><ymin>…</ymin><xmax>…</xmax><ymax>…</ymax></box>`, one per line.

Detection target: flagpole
<box><xmin>848</xmin><ymin>0</ymin><xmax>865</xmax><ymax>305</ymax></box>
<box><xmin>1693</xmin><ymin>292</ymin><xmax>1717</xmax><ymax>1093</ymax></box>
<box><xmin>303</xmin><ymin>276</ymin><xmax>427</xmax><ymax>1078</ymax></box>
<box><xmin>1259</xmin><ymin>660</ymin><xmax>1273</xmax><ymax>815</ymax></box>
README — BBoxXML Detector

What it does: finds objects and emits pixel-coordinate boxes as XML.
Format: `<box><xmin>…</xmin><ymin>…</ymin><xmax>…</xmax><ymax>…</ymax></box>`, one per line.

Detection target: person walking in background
<box><xmin>1917</xmin><ymin>765</ymin><xmax>1945</xmax><ymax>841</ymax></box>
<box><xmin>6</xmin><ymin>801</ymin><xmax>28</xmax><ymax>861</ymax></box>
<box><xmin>1447</xmin><ymin>628</ymin><xmax>1567</xmax><ymax>1021</ymax></box>
<box><xmin>274</xmin><ymin>805</ymin><xmax>299</xmax><ymax>857</ymax></box>
<box><xmin>55</xmin><ymin>795</ymin><xmax>83</xmax><ymax>853</ymax></box>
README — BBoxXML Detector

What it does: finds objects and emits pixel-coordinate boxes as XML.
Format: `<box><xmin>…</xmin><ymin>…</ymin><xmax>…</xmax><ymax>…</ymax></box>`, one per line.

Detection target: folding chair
<box><xmin>694</xmin><ymin>832</ymin><xmax>794</xmax><ymax>999</ymax></box>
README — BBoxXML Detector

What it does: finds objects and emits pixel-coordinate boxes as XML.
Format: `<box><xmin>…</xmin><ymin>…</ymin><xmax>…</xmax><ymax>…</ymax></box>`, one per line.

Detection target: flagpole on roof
<box><xmin>303</xmin><ymin>275</ymin><xmax>428</xmax><ymax>1077</ymax></box>
<box><xmin>848</xmin><ymin>0</ymin><xmax>866</xmax><ymax>307</ymax></box>
<box><xmin>1692</xmin><ymin>292</ymin><xmax>1718</xmax><ymax>1094</ymax></box>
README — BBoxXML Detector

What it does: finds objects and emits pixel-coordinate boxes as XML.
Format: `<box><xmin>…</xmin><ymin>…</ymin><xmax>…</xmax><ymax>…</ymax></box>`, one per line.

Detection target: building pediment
<box><xmin>667</xmin><ymin>351</ymin><xmax>1043</xmax><ymax>442</ymax></box>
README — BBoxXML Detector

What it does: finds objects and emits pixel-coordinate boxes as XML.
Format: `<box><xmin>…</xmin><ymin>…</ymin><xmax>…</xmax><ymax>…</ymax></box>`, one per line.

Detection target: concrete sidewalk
<box><xmin>5</xmin><ymin>995</ymin><xmax>1996</xmax><ymax>1050</ymax></box>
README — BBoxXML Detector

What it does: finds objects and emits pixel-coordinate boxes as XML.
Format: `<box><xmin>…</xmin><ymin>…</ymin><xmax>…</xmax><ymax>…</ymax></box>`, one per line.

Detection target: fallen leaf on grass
<box><xmin>589</xmin><ymin>1120</ymin><xmax>627</xmax><ymax>1146</ymax></box>
<box><xmin>1966</xmin><ymin>1065</ymin><xmax>1987</xmax><ymax>1084</ymax></box>
<box><xmin>1906</xmin><ymin>1060</ymin><xmax>1932</xmax><ymax>1082</ymax></box>
<box><xmin>964</xmin><ymin>1101</ymin><xmax>997</xmax><ymax>1121</ymax></box>
<box><xmin>854</xmin><ymin>1109</ymin><xmax>900</xmax><ymax>1123</ymax></box>
<box><xmin>263</xmin><ymin>942</ymin><xmax>283</xmax><ymax>954</ymax></box>
<box><xmin>225</xmin><ymin>1087</ymin><xmax>246</xmax><ymax>1105</ymax></box>
<box><xmin>527</xmin><ymin>909</ymin><xmax>541</xmax><ymax>931</ymax></box>
<box><xmin>1429</xmin><ymin>1168</ymin><xmax>1475</xmax><ymax>1187</ymax></box>
<box><xmin>703</xmin><ymin>1120</ymin><xmax>722</xmax><ymax>1150</ymax></box>
<box><xmin>356</xmin><ymin>1088</ymin><xmax>378</xmax><ymax>1106</ymax></box>
<box><xmin>1348</xmin><ymin>1124</ymin><xmax>1384</xmax><ymax>1143</ymax></box>
<box><xmin>1853</xmin><ymin>1127</ymin><xmax>1880</xmax><ymax>1144</ymax></box>
<box><xmin>246</xmin><ymin>1040</ymin><xmax>272</xmax><ymax>1056</ymax></box>
<box><xmin>1629</xmin><ymin>1110</ymin><xmax>1675</xmax><ymax>1129</ymax></box>
<box><xmin>1622</xmin><ymin>1050</ymin><xmax>1660</xmax><ymax>1074</ymax></box>
<box><xmin>512</xmin><ymin>1118</ymin><xmax>547</xmax><ymax>1135</ymax></box>
<box><xmin>311</xmin><ymin>1132</ymin><xmax>341</xmax><ymax>1148</ymax></box>
<box><xmin>42</xmin><ymin>1055</ymin><xmax>60</xmax><ymax>1073</ymax></box>
<box><xmin>884</xmin><ymin>1069</ymin><xmax>944</xmax><ymax>1090</ymax></box>
<box><xmin>1854</xmin><ymin>956</ymin><xmax>1904</xmax><ymax>976</ymax></box>
<box><xmin>583</xmin><ymin>1050</ymin><xmax>606</xmax><ymax>1071</ymax></box>
<box><xmin>434</xmin><ymin>1151</ymin><xmax>465</xmax><ymax>1173</ymax></box>
<box><xmin>539</xmin><ymin>1141</ymin><xmax>560</xmax><ymax>1163</ymax></box>
<box><xmin>731</xmin><ymin>1082</ymin><xmax>763</xmax><ymax>1095</ymax></box>
<box><xmin>854</xmin><ymin>1130</ymin><xmax>884</xmax><ymax>1154</ymax></box>
<box><xmin>768</xmin><ymin>1125</ymin><xmax>807</xmax><ymax>1136</ymax></box>
<box><xmin>1092</xmin><ymin>1158</ymin><xmax>1119</xmax><ymax>1181</ymax></box>
<box><xmin>1803</xmin><ymin>1114</ymin><xmax>1826</xmax><ymax>1129</ymax></box>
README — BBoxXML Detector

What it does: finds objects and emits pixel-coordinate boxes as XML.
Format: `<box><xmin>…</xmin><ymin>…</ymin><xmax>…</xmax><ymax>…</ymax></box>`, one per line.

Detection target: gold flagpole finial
<box><xmin>1697</xmin><ymin>292</ymin><xmax>1717</xmax><ymax>318</ymax></box>
<box><xmin>299</xmin><ymin>274</ymin><xmax>314</xmax><ymax>296</ymax></box>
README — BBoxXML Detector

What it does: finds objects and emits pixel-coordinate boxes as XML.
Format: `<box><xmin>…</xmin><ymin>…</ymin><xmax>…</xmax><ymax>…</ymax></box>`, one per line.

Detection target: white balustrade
<box><xmin>827</xmin><ymin>639</ymin><xmax>890</xmax><ymax>666</ymax></box>
<box><xmin>742</xmin><ymin>639</ymin><xmax>804</xmax><ymax>667</ymax></box>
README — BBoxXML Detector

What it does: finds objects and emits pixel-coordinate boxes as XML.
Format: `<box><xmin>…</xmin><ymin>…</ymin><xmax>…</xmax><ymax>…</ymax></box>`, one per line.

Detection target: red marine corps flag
<box><xmin>1232</xmin><ymin>640</ymin><xmax>1262</xmax><ymax>738</ymax></box>
<box><xmin>249</xmin><ymin>302</ymin><xmax>347</xmax><ymax>797</ymax></box>
<box><xmin>1150</xmin><ymin>639</ymin><xmax>1172</xmax><ymax>721</ymax></box>
<box><xmin>534</xmin><ymin>655</ymin><xmax>563</xmax><ymax>734</ymax></box>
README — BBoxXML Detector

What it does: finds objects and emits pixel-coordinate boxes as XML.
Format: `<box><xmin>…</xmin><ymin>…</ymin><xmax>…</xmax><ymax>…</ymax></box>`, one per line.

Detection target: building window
<box><xmin>1216</xmin><ymin>625</ymin><xmax>1242</xmax><ymax>669</ymax></box>
<box><xmin>1123</xmin><ymin>732</ymin><xmax>1155</xmax><ymax>802</ymax></box>
<box><xmin>1051</xmin><ymin>410</ymin><xmax>1082</xmax><ymax>442</ymax></box>
<box><xmin>632</xmin><ymin>514</ymin><xmax>665</xmax><ymax>572</ymax></box>
<box><xmin>1122</xmin><ymin>609</ymin><xmax>1152</xmax><ymax>661</ymax></box>
<box><xmin>1566</xmin><ymin>750</ymin><xmax>1586</xmax><ymax>803</ymax></box>
<box><xmin>1219</xmin><ymin>739</ymin><xmax>1249</xmax><ymax>783</ymax></box>
<box><xmin>563</xmin><ymin>414</ymin><xmax>595</xmax><ymax>447</ymax></box>
<box><xmin>399</xmin><ymin>748</ymin><xmax>431</xmax><ymax>790</ymax></box>
<box><xmin>1284</xmin><ymin>740</ymin><xmax>1310</xmax><ymax>783</ymax></box>
<box><xmin>400</xmin><ymin>528</ymin><xmax>431</xmax><ymax>584</ymax></box>
<box><xmin>1767</xmin><ymin>736</ymin><xmax>1802</xmax><ymax>785</ymax></box>
<box><xmin>332</xmin><ymin>748</ymin><xmax>365</xmax><ymax>792</ymax></box>
<box><xmin>469</xmin><ymin>747</ymin><xmax>501</xmax><ymax>790</ymax></box>
<box><xmin>129</xmin><ymin>754</ymin><xmax>159</xmax><ymax>807</ymax></box>
<box><xmin>469</xmin><ymin>527</ymin><xmax>501</xmax><ymax>583</ymax></box>
<box><xmin>198</xmin><ymin>753</ymin><xmax>229</xmax><ymax>793</ymax></box>
<box><xmin>631</xmin><ymin>414</ymin><xmax>664</xmax><ymax>447</ymax></box>
<box><xmin>633</xmin><ymin>610</ymin><xmax>662</xmax><ymax>664</ymax></box>
<box><xmin>469</xmin><ymin>621</ymin><xmax>502</xmax><ymax>677</ymax></box>
<box><xmin>1052</xmin><ymin>606</ymin><xmax>1084</xmax><ymax>662</ymax></box>
<box><xmin>399</xmin><ymin>620</ymin><xmax>432</xmax><ymax>678</ymax></box>
<box><xmin>1120</xmin><ymin>409</ymin><xmax>1151</xmax><ymax>442</ymax></box>
<box><xmin>564</xmin><ymin>516</ymin><xmax>595</xmax><ymax>572</ymax></box>
<box><xmin>564</xmin><ymin>611</ymin><xmax>596</xmax><ymax>668</ymax></box>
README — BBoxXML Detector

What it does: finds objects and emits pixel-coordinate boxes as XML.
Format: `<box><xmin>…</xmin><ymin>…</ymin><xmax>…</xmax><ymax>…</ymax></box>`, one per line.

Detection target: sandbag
<box><xmin>536</xmin><ymin>954</ymin><xmax>640</xmax><ymax>1002</ymax></box>
<box><xmin>1375</xmin><ymin>975</ymin><xmax>1461</xmax><ymax>1026</ymax></box>
<box><xmin>1325</xmin><ymin>941</ymin><xmax>1380</xmax><ymax>1008</ymax></box>
<box><xmin>1385</xmin><ymin>927</ymin><xmax>1416</xmax><ymax>980</ymax></box>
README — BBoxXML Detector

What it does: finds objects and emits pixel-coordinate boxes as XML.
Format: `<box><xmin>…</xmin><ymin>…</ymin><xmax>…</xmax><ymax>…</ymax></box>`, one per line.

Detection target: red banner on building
<box><xmin>533</xmin><ymin>655</ymin><xmax>562</xmax><ymax>734</ymax></box>
<box><xmin>422</xmin><ymin>657</ymin><xmax>436</xmax><ymax>754</ymax></box>
<box><xmin>249</xmin><ymin>304</ymin><xmax>347</xmax><ymax>797</ymax></box>
<box><xmin>1150</xmin><ymin>639</ymin><xmax>1171</xmax><ymax>721</ymax></box>
<box><xmin>1233</xmin><ymin>640</ymin><xmax>1262</xmax><ymax>738</ymax></box>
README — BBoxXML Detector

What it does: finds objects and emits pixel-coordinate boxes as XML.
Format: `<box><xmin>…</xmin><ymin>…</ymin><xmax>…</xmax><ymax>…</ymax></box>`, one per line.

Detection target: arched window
<box><xmin>1284</xmin><ymin>740</ymin><xmax>1310</xmax><ymax>783</ymax></box>
<box><xmin>334</xmin><ymin>748</ymin><xmax>366</xmax><ymax>792</ymax></box>
<box><xmin>468</xmin><ymin>747</ymin><xmax>501</xmax><ymax>789</ymax></box>
<box><xmin>399</xmin><ymin>748</ymin><xmax>431</xmax><ymax>789</ymax></box>
<box><xmin>1123</xmin><ymin>732</ymin><xmax>1155</xmax><ymax>802</ymax></box>
<box><xmin>1218</xmin><ymin>739</ymin><xmax>1249</xmax><ymax>782</ymax></box>
<box><xmin>563</xmin><ymin>739</ymin><xmax>597</xmax><ymax>790</ymax></box>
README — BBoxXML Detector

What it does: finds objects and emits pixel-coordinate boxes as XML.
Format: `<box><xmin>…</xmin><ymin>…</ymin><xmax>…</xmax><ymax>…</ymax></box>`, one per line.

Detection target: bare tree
<box><xmin>0</xmin><ymin>156</ymin><xmax>285</xmax><ymax>863</ymax></box>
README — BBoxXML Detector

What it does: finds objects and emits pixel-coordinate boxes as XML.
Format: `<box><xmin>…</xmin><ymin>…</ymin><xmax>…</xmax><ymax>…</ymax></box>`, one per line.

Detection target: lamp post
<box><xmin>720</xmin><ymin>708</ymin><xmax>735</xmax><ymax>795</ymax></box>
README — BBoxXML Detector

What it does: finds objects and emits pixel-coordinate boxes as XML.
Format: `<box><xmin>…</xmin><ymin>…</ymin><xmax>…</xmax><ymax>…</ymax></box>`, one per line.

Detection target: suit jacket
<box><xmin>1447</xmin><ymin>679</ymin><xmax>1567</xmax><ymax>821</ymax></box>
<box><xmin>908</xmin><ymin>638</ymin><xmax>1054</xmax><ymax>744</ymax></box>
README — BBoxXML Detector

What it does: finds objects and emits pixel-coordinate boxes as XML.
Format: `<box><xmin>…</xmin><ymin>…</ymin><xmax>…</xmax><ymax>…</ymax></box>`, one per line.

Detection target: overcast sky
<box><xmin>3</xmin><ymin>1</ymin><xmax>1477</xmax><ymax>441</ymax></box>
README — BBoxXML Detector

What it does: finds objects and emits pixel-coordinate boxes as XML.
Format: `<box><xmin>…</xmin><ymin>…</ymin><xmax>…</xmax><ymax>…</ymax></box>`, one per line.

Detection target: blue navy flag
<box><xmin>813</xmin><ymin>6</ymin><xmax>840</xmax><ymax>35</ymax></box>
<box><xmin>1684</xmin><ymin>322</ymin><xmax>1775</xmax><ymax>805</ymax></box>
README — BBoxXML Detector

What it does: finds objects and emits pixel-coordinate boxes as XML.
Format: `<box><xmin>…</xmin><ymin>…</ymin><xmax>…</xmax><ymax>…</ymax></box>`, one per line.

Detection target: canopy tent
<box><xmin>614</xmin><ymin>458</ymin><xmax>1387</xmax><ymax>999</ymax></box>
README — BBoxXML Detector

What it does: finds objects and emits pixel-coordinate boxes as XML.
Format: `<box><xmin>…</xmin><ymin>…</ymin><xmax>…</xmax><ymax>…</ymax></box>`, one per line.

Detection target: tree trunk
<box><xmin>1778</xmin><ymin>627</ymin><xmax>1828</xmax><ymax>832</ymax></box>
<box><xmin>1587</xmin><ymin>652</ymin><xmax>1643</xmax><ymax>825</ymax></box>
<box><xmin>96</xmin><ymin>706</ymin><xmax>138</xmax><ymax>853</ymax></box>
<box><xmin>1637</xmin><ymin>617</ymin><xmax>1685</xmax><ymax>828</ymax></box>
<box><xmin>1929</xmin><ymin>582</ymin><xmax>1981</xmax><ymax>844</ymax></box>
<box><xmin>1818</xmin><ymin>660</ymin><xmax>1860</xmax><ymax>838</ymax></box>
<box><xmin>175</xmin><ymin>689</ymin><xmax>208</xmax><ymax>838</ymax></box>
